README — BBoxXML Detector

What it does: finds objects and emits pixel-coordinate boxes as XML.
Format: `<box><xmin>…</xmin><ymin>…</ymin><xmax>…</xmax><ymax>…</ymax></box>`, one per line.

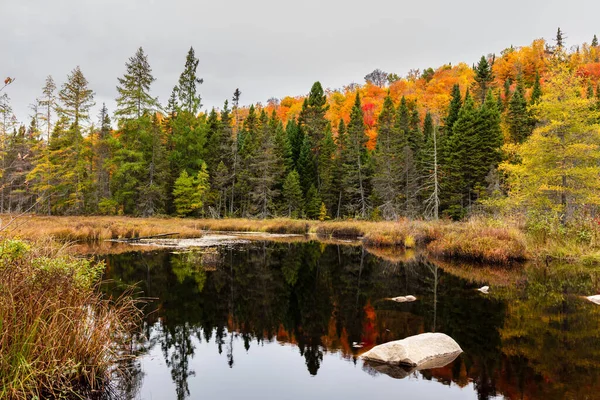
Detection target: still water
<box><xmin>101</xmin><ymin>241</ymin><xmax>600</xmax><ymax>400</ymax></box>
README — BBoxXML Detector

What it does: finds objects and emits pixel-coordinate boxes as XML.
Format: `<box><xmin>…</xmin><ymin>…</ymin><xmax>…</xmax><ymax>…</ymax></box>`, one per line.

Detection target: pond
<box><xmin>101</xmin><ymin>241</ymin><xmax>600</xmax><ymax>400</ymax></box>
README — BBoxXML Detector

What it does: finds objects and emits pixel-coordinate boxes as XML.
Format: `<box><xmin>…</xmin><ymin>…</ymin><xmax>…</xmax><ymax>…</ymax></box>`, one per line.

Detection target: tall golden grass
<box><xmin>0</xmin><ymin>238</ymin><xmax>141</xmax><ymax>399</ymax></box>
<box><xmin>1</xmin><ymin>215</ymin><xmax>529</xmax><ymax>264</ymax></box>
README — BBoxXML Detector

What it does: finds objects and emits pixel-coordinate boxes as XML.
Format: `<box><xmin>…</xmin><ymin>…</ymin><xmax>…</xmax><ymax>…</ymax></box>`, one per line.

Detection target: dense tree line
<box><xmin>1</xmin><ymin>29</ymin><xmax>599</xmax><ymax>221</ymax></box>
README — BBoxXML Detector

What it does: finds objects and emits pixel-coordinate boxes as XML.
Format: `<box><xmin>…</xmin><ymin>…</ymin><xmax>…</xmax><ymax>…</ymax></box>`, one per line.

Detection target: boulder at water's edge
<box><xmin>360</xmin><ymin>332</ymin><xmax>462</xmax><ymax>368</ymax></box>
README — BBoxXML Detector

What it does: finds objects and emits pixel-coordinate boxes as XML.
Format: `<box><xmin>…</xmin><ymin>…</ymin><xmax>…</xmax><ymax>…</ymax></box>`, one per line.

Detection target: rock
<box><xmin>390</xmin><ymin>295</ymin><xmax>417</xmax><ymax>303</ymax></box>
<box><xmin>360</xmin><ymin>332</ymin><xmax>463</xmax><ymax>368</ymax></box>
<box><xmin>477</xmin><ymin>286</ymin><xmax>489</xmax><ymax>294</ymax></box>
<box><xmin>586</xmin><ymin>295</ymin><xmax>600</xmax><ymax>305</ymax></box>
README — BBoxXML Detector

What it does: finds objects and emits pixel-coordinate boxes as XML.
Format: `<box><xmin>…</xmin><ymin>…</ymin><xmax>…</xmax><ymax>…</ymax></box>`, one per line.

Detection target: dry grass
<box><xmin>1</xmin><ymin>214</ymin><xmax>530</xmax><ymax>264</ymax></box>
<box><xmin>426</xmin><ymin>217</ymin><xmax>528</xmax><ymax>263</ymax></box>
<box><xmin>0</xmin><ymin>238</ymin><xmax>141</xmax><ymax>399</ymax></box>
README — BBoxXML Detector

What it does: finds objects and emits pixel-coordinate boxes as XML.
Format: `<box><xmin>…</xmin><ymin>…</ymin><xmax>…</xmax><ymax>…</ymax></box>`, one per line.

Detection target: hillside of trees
<box><xmin>1</xmin><ymin>29</ymin><xmax>599</xmax><ymax>226</ymax></box>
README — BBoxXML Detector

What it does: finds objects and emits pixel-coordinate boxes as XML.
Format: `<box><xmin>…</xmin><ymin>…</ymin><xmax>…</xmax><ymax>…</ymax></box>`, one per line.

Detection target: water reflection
<box><xmin>101</xmin><ymin>242</ymin><xmax>600</xmax><ymax>400</ymax></box>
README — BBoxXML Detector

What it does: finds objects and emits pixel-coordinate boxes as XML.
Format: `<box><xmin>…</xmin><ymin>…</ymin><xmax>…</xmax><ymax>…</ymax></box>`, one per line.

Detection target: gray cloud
<box><xmin>1</xmin><ymin>0</ymin><xmax>598</xmax><ymax>125</ymax></box>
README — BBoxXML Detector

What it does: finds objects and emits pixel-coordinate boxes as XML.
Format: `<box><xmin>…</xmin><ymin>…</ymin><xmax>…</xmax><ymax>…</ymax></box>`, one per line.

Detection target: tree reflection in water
<box><xmin>101</xmin><ymin>242</ymin><xmax>600</xmax><ymax>400</ymax></box>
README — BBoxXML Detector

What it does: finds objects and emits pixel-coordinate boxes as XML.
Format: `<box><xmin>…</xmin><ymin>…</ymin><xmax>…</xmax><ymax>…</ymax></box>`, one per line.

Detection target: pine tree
<box><xmin>473</xmin><ymin>56</ymin><xmax>494</xmax><ymax>104</ymax></box>
<box><xmin>332</xmin><ymin>118</ymin><xmax>346</xmax><ymax>218</ymax></box>
<box><xmin>316</xmin><ymin>124</ymin><xmax>336</xmax><ymax>213</ymax></box>
<box><xmin>282</xmin><ymin>169</ymin><xmax>303</xmax><ymax>218</ymax></box>
<box><xmin>177</xmin><ymin>47</ymin><xmax>204</xmax><ymax>115</ymax></box>
<box><xmin>115</xmin><ymin>47</ymin><xmax>158</xmax><ymax>119</ymax></box>
<box><xmin>341</xmin><ymin>92</ymin><xmax>369</xmax><ymax>218</ymax></box>
<box><xmin>213</xmin><ymin>160</ymin><xmax>230</xmax><ymax>217</ymax></box>
<box><xmin>58</xmin><ymin>66</ymin><xmax>95</xmax><ymax>128</ymax></box>
<box><xmin>593</xmin><ymin>34</ymin><xmax>599</xmax><ymax>47</ymax></box>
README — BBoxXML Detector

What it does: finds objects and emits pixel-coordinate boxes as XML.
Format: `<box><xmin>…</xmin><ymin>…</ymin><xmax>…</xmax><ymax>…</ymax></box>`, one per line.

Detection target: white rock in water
<box><xmin>360</xmin><ymin>332</ymin><xmax>463</xmax><ymax>368</ymax></box>
<box><xmin>391</xmin><ymin>295</ymin><xmax>417</xmax><ymax>303</ymax></box>
<box><xmin>478</xmin><ymin>286</ymin><xmax>489</xmax><ymax>294</ymax></box>
<box><xmin>586</xmin><ymin>295</ymin><xmax>600</xmax><ymax>305</ymax></box>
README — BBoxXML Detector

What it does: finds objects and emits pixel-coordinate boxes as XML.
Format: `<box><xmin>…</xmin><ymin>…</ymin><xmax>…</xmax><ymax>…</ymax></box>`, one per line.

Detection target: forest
<box><xmin>1</xmin><ymin>28</ymin><xmax>599</xmax><ymax>229</ymax></box>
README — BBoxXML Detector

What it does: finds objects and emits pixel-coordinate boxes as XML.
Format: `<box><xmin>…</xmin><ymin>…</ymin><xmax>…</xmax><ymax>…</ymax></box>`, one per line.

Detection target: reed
<box><xmin>0</xmin><ymin>238</ymin><xmax>141</xmax><ymax>399</ymax></box>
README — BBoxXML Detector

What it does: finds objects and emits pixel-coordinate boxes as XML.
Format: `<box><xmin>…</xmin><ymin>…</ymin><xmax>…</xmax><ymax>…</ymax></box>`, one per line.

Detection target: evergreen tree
<box><xmin>555</xmin><ymin>27</ymin><xmax>565</xmax><ymax>49</ymax></box>
<box><xmin>341</xmin><ymin>92</ymin><xmax>369</xmax><ymax>218</ymax></box>
<box><xmin>473</xmin><ymin>56</ymin><xmax>494</xmax><ymax>104</ymax></box>
<box><xmin>247</xmin><ymin>110</ymin><xmax>283</xmax><ymax>218</ymax></box>
<box><xmin>372</xmin><ymin>94</ymin><xmax>401</xmax><ymax>219</ymax></box>
<box><xmin>282</xmin><ymin>169</ymin><xmax>303</xmax><ymax>218</ymax></box>
<box><xmin>115</xmin><ymin>47</ymin><xmax>158</xmax><ymax>119</ymax></box>
<box><xmin>58</xmin><ymin>66</ymin><xmax>95</xmax><ymax>128</ymax></box>
<box><xmin>95</xmin><ymin>104</ymin><xmax>112</xmax><ymax>206</ymax></box>
<box><xmin>507</xmin><ymin>79</ymin><xmax>532</xmax><ymax>143</ymax></box>
<box><xmin>173</xmin><ymin>163</ymin><xmax>209</xmax><ymax>217</ymax></box>
<box><xmin>38</xmin><ymin>75</ymin><xmax>56</xmax><ymax>141</ymax></box>
<box><xmin>297</xmin><ymin>135</ymin><xmax>316</xmax><ymax>194</ymax></box>
<box><xmin>332</xmin><ymin>118</ymin><xmax>347</xmax><ymax>218</ymax></box>
<box><xmin>299</xmin><ymin>82</ymin><xmax>329</xmax><ymax>191</ymax></box>
<box><xmin>531</xmin><ymin>73</ymin><xmax>543</xmax><ymax>104</ymax></box>
<box><xmin>593</xmin><ymin>34</ymin><xmax>599</xmax><ymax>47</ymax></box>
<box><xmin>304</xmin><ymin>184</ymin><xmax>321</xmax><ymax>219</ymax></box>
<box><xmin>286</xmin><ymin>119</ymin><xmax>303</xmax><ymax>170</ymax></box>
<box><xmin>177</xmin><ymin>47</ymin><xmax>203</xmax><ymax>115</ymax></box>
<box><xmin>316</xmin><ymin>124</ymin><xmax>336</xmax><ymax>213</ymax></box>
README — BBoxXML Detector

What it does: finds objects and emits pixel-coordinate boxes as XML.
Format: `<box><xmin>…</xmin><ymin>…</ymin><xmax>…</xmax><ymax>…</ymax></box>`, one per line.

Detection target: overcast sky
<box><xmin>1</xmin><ymin>0</ymin><xmax>599</xmax><ymax>125</ymax></box>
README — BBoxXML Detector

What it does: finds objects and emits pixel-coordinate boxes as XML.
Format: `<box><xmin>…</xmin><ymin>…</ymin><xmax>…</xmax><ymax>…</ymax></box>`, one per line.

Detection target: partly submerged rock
<box><xmin>360</xmin><ymin>332</ymin><xmax>462</xmax><ymax>368</ymax></box>
<box><xmin>586</xmin><ymin>295</ymin><xmax>600</xmax><ymax>305</ymax></box>
<box><xmin>390</xmin><ymin>295</ymin><xmax>417</xmax><ymax>303</ymax></box>
<box><xmin>477</xmin><ymin>286</ymin><xmax>489</xmax><ymax>294</ymax></box>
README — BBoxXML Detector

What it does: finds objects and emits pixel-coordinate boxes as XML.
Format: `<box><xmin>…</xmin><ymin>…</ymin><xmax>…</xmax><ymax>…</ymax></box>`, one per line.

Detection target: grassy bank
<box><xmin>1</xmin><ymin>214</ymin><xmax>530</xmax><ymax>264</ymax></box>
<box><xmin>0</xmin><ymin>239</ymin><xmax>140</xmax><ymax>399</ymax></box>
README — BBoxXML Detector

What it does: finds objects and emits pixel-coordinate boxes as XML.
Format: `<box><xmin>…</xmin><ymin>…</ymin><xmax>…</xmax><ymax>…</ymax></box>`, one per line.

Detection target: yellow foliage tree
<box><xmin>500</xmin><ymin>60</ymin><xmax>600</xmax><ymax>225</ymax></box>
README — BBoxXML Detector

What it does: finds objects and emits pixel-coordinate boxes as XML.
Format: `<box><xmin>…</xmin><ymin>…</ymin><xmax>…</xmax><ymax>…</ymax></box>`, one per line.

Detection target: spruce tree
<box><xmin>286</xmin><ymin>119</ymin><xmax>303</xmax><ymax>170</ymax></box>
<box><xmin>38</xmin><ymin>75</ymin><xmax>56</xmax><ymax>141</ymax></box>
<box><xmin>531</xmin><ymin>73</ymin><xmax>542</xmax><ymax>104</ymax></box>
<box><xmin>299</xmin><ymin>82</ymin><xmax>329</xmax><ymax>191</ymax></box>
<box><xmin>304</xmin><ymin>184</ymin><xmax>321</xmax><ymax>219</ymax></box>
<box><xmin>341</xmin><ymin>92</ymin><xmax>369</xmax><ymax>218</ymax></box>
<box><xmin>58</xmin><ymin>66</ymin><xmax>95</xmax><ymax>128</ymax></box>
<box><xmin>95</xmin><ymin>104</ymin><xmax>112</xmax><ymax>204</ymax></box>
<box><xmin>115</xmin><ymin>47</ymin><xmax>158</xmax><ymax>119</ymax></box>
<box><xmin>372</xmin><ymin>94</ymin><xmax>401</xmax><ymax>219</ymax></box>
<box><xmin>297</xmin><ymin>135</ymin><xmax>316</xmax><ymax>194</ymax></box>
<box><xmin>177</xmin><ymin>47</ymin><xmax>204</xmax><ymax>115</ymax></box>
<box><xmin>507</xmin><ymin>79</ymin><xmax>532</xmax><ymax>143</ymax></box>
<box><xmin>555</xmin><ymin>27</ymin><xmax>564</xmax><ymax>49</ymax></box>
<box><xmin>593</xmin><ymin>34</ymin><xmax>599</xmax><ymax>47</ymax></box>
<box><xmin>473</xmin><ymin>56</ymin><xmax>494</xmax><ymax>104</ymax></box>
<box><xmin>282</xmin><ymin>169</ymin><xmax>303</xmax><ymax>218</ymax></box>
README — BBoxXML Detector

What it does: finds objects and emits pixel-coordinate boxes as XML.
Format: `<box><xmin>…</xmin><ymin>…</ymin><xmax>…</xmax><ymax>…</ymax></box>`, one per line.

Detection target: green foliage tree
<box><xmin>473</xmin><ymin>56</ymin><xmax>494</xmax><ymax>104</ymax></box>
<box><xmin>58</xmin><ymin>66</ymin><xmax>95</xmax><ymax>128</ymax></box>
<box><xmin>173</xmin><ymin>163</ymin><xmax>209</xmax><ymax>217</ymax></box>
<box><xmin>115</xmin><ymin>47</ymin><xmax>158</xmax><ymax>119</ymax></box>
<box><xmin>341</xmin><ymin>92</ymin><xmax>369</xmax><ymax>218</ymax></box>
<box><xmin>177</xmin><ymin>47</ymin><xmax>203</xmax><ymax>115</ymax></box>
<box><xmin>282</xmin><ymin>169</ymin><xmax>303</xmax><ymax>218</ymax></box>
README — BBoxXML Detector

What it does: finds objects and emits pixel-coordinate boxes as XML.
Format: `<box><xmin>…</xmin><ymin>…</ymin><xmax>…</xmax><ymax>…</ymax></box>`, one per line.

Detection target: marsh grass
<box><xmin>2</xmin><ymin>215</ymin><xmax>529</xmax><ymax>264</ymax></box>
<box><xmin>0</xmin><ymin>238</ymin><xmax>141</xmax><ymax>399</ymax></box>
